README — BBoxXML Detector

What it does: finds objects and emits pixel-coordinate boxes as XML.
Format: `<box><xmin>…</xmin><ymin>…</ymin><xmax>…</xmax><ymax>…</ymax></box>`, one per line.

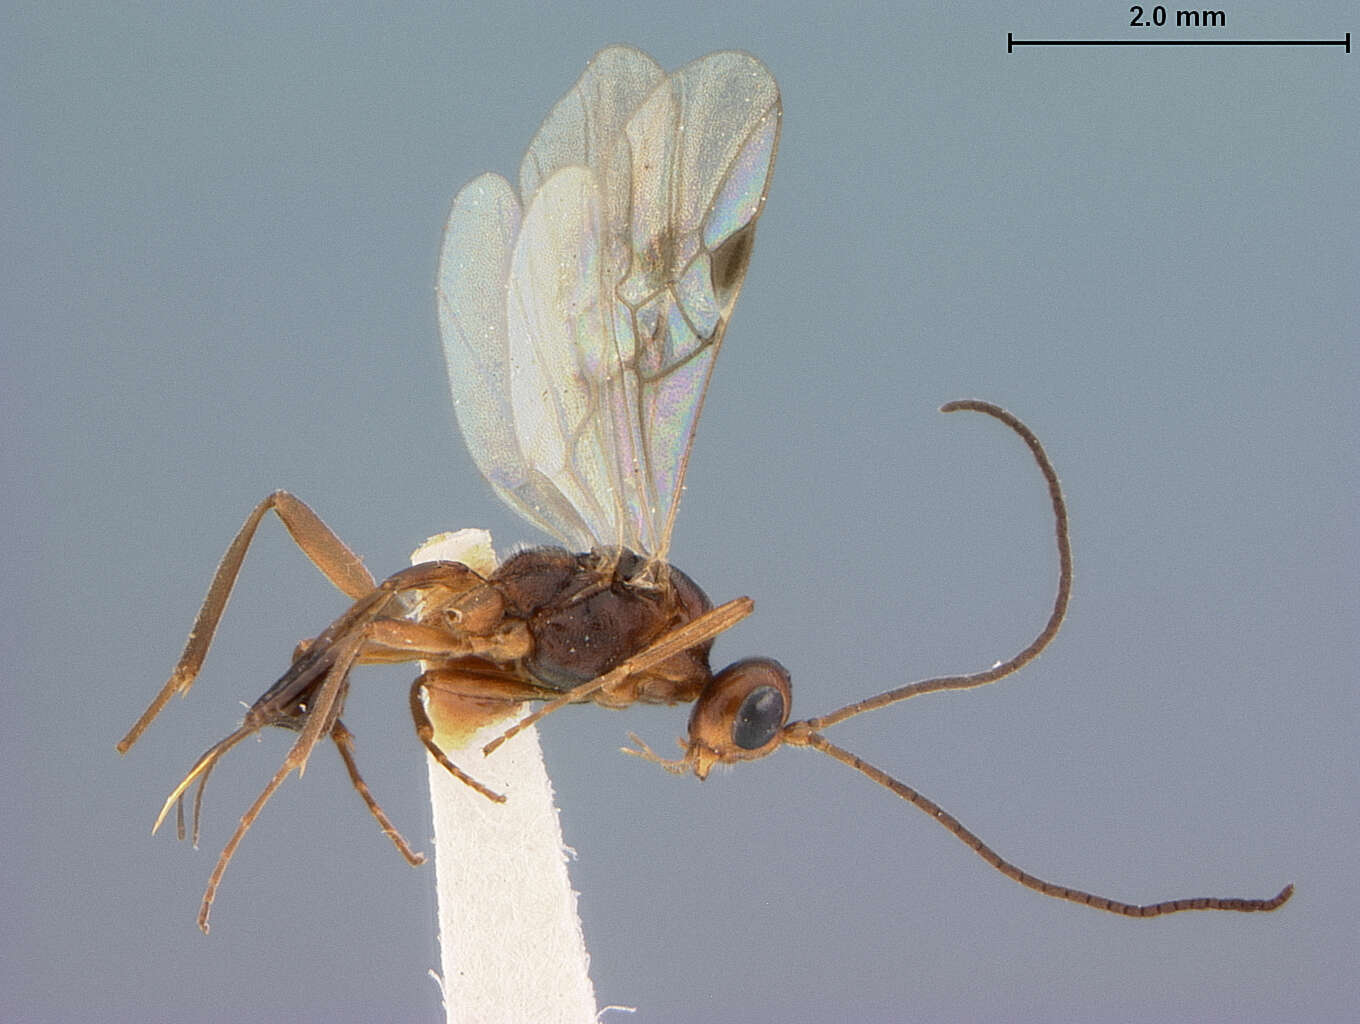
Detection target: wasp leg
<box><xmin>330</xmin><ymin>720</ymin><xmax>425</xmax><ymax>866</ymax></box>
<box><xmin>483</xmin><ymin>596</ymin><xmax>755</xmax><ymax>756</ymax></box>
<box><xmin>196</xmin><ymin>751</ymin><xmax>297</xmax><ymax>934</ymax></box>
<box><xmin>221</xmin><ymin>565</ymin><xmax>505</xmax><ymax>777</ymax></box>
<box><xmin>119</xmin><ymin>491</ymin><xmax>376</xmax><ymax>753</ymax></box>
<box><xmin>190</xmin><ymin>631</ymin><xmax>364</xmax><ymax>933</ymax></box>
<box><xmin>409</xmin><ymin>662</ymin><xmax>560</xmax><ymax>803</ymax></box>
<box><xmin>408</xmin><ymin>673</ymin><xmax>520</xmax><ymax>804</ymax></box>
<box><xmin>356</xmin><ymin>617</ymin><xmax>532</xmax><ymax>665</ymax></box>
<box><xmin>171</xmin><ymin>584</ymin><xmax>513</xmax><ymax>847</ymax></box>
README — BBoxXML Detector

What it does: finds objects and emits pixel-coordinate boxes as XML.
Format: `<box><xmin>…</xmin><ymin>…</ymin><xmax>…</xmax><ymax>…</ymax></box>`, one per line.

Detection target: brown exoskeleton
<box><xmin>117</xmin><ymin>404</ymin><xmax>1291</xmax><ymax>933</ymax></box>
<box><xmin>119</xmin><ymin>46</ymin><xmax>1291</xmax><ymax>932</ymax></box>
<box><xmin>116</xmin><ymin>490</ymin><xmax>758</xmax><ymax>932</ymax></box>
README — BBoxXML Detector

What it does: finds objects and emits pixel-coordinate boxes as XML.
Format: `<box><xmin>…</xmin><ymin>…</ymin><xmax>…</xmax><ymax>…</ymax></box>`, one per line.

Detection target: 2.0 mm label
<box><xmin>1130</xmin><ymin>7</ymin><xmax>1228</xmax><ymax>28</ymax></box>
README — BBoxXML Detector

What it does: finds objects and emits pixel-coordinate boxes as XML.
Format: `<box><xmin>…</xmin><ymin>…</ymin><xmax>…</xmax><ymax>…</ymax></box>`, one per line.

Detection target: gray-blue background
<box><xmin>6</xmin><ymin>3</ymin><xmax>1355</xmax><ymax>1021</ymax></box>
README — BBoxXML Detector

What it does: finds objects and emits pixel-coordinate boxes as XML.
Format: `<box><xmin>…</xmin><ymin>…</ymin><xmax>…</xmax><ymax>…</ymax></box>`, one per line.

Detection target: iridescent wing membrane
<box><xmin>438</xmin><ymin>46</ymin><xmax>780</xmax><ymax>559</ymax></box>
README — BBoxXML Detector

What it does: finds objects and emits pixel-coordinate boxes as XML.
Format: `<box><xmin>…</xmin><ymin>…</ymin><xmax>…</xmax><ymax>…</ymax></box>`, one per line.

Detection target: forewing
<box><xmin>615</xmin><ymin>51</ymin><xmax>781</xmax><ymax>555</ymax></box>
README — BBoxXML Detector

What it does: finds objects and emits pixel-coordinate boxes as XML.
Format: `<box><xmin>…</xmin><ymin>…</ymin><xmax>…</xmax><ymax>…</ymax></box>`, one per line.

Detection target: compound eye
<box><xmin>732</xmin><ymin>685</ymin><xmax>785</xmax><ymax>750</ymax></box>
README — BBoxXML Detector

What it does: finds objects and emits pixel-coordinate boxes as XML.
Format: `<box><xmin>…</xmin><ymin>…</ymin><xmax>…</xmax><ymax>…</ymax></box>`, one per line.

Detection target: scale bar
<box><xmin>1008</xmin><ymin>32</ymin><xmax>1350</xmax><ymax>53</ymax></box>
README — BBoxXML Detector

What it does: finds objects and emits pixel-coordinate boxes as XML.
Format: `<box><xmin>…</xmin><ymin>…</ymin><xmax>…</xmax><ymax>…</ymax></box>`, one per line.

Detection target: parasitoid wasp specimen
<box><xmin>119</xmin><ymin>46</ymin><xmax>1291</xmax><ymax>933</ymax></box>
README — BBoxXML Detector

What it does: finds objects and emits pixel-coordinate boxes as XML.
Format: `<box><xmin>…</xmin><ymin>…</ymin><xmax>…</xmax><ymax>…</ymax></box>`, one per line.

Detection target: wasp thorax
<box><xmin>490</xmin><ymin>547</ymin><xmax>716</xmax><ymax>701</ymax></box>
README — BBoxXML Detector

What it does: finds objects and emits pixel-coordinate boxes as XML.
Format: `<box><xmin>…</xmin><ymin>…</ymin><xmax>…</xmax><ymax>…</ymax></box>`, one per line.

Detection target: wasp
<box><xmin>119</xmin><ymin>46</ymin><xmax>1291</xmax><ymax>932</ymax></box>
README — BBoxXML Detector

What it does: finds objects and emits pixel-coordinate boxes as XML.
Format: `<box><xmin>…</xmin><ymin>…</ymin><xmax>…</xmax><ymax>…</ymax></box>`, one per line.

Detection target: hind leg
<box><xmin>330</xmin><ymin>719</ymin><xmax>425</xmax><ymax>866</ymax></box>
<box><xmin>118</xmin><ymin>491</ymin><xmax>376</xmax><ymax>753</ymax></box>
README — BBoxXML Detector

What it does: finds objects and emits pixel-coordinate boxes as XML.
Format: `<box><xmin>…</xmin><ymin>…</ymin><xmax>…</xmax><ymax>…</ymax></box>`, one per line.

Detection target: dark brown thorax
<box><xmin>490</xmin><ymin>547</ymin><xmax>716</xmax><ymax>705</ymax></box>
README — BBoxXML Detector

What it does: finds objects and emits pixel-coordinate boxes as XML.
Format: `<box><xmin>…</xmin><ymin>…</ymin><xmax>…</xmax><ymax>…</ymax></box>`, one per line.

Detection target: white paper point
<box><xmin>413</xmin><ymin>531</ymin><xmax>597</xmax><ymax>1024</ymax></box>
